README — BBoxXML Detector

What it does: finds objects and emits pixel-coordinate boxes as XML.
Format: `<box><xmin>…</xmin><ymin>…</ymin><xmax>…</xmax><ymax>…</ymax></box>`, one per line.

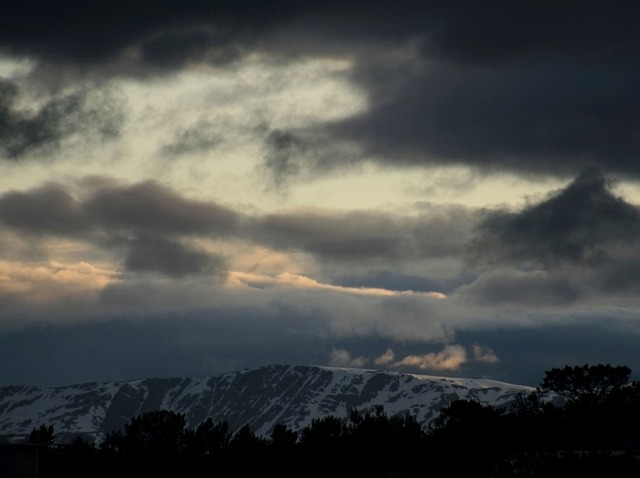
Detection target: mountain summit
<box><xmin>0</xmin><ymin>364</ymin><xmax>533</xmax><ymax>444</ymax></box>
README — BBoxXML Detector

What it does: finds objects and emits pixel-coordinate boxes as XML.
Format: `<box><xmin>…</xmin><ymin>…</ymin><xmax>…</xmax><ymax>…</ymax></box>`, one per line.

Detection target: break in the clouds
<box><xmin>1</xmin><ymin>2</ymin><xmax>640</xmax><ymax>387</ymax></box>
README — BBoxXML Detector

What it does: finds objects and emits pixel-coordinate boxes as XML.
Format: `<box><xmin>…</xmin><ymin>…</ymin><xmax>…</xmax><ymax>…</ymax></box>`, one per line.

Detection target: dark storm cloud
<box><xmin>1</xmin><ymin>1</ymin><xmax>418</xmax><ymax>66</ymax></box>
<box><xmin>0</xmin><ymin>183</ymin><xmax>83</xmax><ymax>235</ymax></box>
<box><xmin>4</xmin><ymin>2</ymin><xmax>639</xmax><ymax>175</ymax></box>
<box><xmin>422</xmin><ymin>1</ymin><xmax>640</xmax><ymax>63</ymax></box>
<box><xmin>124</xmin><ymin>234</ymin><xmax>227</xmax><ymax>278</ymax></box>
<box><xmin>0</xmin><ymin>1</ymin><xmax>307</xmax><ymax>74</ymax></box>
<box><xmin>0</xmin><ymin>179</ymin><xmax>240</xmax><ymax>277</ymax></box>
<box><xmin>335</xmin><ymin>54</ymin><xmax>640</xmax><ymax>176</ymax></box>
<box><xmin>0</xmin><ymin>79</ymin><xmax>123</xmax><ymax>159</ymax></box>
<box><xmin>84</xmin><ymin>180</ymin><xmax>240</xmax><ymax>236</ymax></box>
<box><xmin>6</xmin><ymin>2</ymin><xmax>635</xmax><ymax>74</ymax></box>
<box><xmin>139</xmin><ymin>27</ymin><xmax>243</xmax><ymax>69</ymax></box>
<box><xmin>0</xmin><ymin>179</ymin><xmax>241</xmax><ymax>238</ymax></box>
<box><xmin>470</xmin><ymin>171</ymin><xmax>640</xmax><ymax>268</ymax></box>
<box><xmin>290</xmin><ymin>1</ymin><xmax>640</xmax><ymax>179</ymax></box>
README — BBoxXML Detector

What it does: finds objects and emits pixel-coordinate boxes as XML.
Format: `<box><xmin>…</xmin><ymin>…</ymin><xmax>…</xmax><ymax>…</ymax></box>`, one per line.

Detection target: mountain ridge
<box><xmin>0</xmin><ymin>364</ymin><xmax>534</xmax><ymax>444</ymax></box>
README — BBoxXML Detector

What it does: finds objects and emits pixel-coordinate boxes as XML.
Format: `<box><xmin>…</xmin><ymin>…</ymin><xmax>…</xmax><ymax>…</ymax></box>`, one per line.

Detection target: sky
<box><xmin>1</xmin><ymin>1</ymin><xmax>640</xmax><ymax>388</ymax></box>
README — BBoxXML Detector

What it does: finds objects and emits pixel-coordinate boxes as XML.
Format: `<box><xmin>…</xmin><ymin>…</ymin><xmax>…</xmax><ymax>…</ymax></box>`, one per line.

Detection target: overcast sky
<box><xmin>1</xmin><ymin>1</ymin><xmax>640</xmax><ymax>387</ymax></box>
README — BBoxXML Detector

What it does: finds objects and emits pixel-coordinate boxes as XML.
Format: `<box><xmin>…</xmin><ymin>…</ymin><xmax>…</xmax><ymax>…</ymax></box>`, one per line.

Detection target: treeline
<box><xmin>29</xmin><ymin>364</ymin><xmax>640</xmax><ymax>477</ymax></box>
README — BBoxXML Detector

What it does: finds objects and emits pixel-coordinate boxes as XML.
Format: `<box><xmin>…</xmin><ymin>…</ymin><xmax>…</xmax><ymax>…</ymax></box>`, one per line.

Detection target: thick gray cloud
<box><xmin>470</xmin><ymin>171</ymin><xmax>640</xmax><ymax>269</ymax></box>
<box><xmin>139</xmin><ymin>27</ymin><xmax>244</xmax><ymax>70</ymax></box>
<box><xmin>422</xmin><ymin>1</ymin><xmax>640</xmax><ymax>63</ymax></box>
<box><xmin>255</xmin><ymin>205</ymin><xmax>477</xmax><ymax>263</ymax></box>
<box><xmin>283</xmin><ymin>2</ymin><xmax>640</xmax><ymax>179</ymax></box>
<box><xmin>0</xmin><ymin>1</ymin><xmax>306</xmax><ymax>75</ymax></box>
<box><xmin>0</xmin><ymin>183</ymin><xmax>83</xmax><ymax>235</ymax></box>
<box><xmin>9</xmin><ymin>2</ymin><xmax>635</xmax><ymax>66</ymax></box>
<box><xmin>124</xmin><ymin>234</ymin><xmax>227</xmax><ymax>278</ymax></box>
<box><xmin>0</xmin><ymin>179</ymin><xmax>240</xmax><ymax>277</ymax></box>
<box><xmin>456</xmin><ymin>270</ymin><xmax>580</xmax><ymax>307</ymax></box>
<box><xmin>258</xmin><ymin>210</ymin><xmax>403</xmax><ymax>260</ymax></box>
<box><xmin>334</xmin><ymin>57</ymin><xmax>640</xmax><ymax>176</ymax></box>
<box><xmin>0</xmin><ymin>179</ymin><xmax>241</xmax><ymax>238</ymax></box>
<box><xmin>84</xmin><ymin>180</ymin><xmax>240</xmax><ymax>236</ymax></box>
<box><xmin>594</xmin><ymin>258</ymin><xmax>640</xmax><ymax>294</ymax></box>
<box><xmin>0</xmin><ymin>178</ymin><xmax>476</xmax><ymax>276</ymax></box>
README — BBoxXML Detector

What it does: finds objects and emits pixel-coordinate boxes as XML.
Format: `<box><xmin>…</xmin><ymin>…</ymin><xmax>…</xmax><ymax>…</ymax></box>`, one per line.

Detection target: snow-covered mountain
<box><xmin>0</xmin><ymin>364</ymin><xmax>534</xmax><ymax>444</ymax></box>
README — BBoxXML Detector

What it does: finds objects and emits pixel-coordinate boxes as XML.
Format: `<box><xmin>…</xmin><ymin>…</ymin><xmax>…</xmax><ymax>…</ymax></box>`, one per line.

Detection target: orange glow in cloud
<box><xmin>0</xmin><ymin>260</ymin><xmax>115</xmax><ymax>303</ymax></box>
<box><xmin>227</xmin><ymin>271</ymin><xmax>447</xmax><ymax>299</ymax></box>
<box><xmin>374</xmin><ymin>348</ymin><xmax>396</xmax><ymax>366</ymax></box>
<box><xmin>394</xmin><ymin>344</ymin><xmax>467</xmax><ymax>371</ymax></box>
<box><xmin>383</xmin><ymin>344</ymin><xmax>500</xmax><ymax>372</ymax></box>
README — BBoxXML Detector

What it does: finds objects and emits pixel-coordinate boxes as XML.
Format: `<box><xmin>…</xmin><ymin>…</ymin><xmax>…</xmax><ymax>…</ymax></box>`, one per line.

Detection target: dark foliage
<box><xmin>540</xmin><ymin>364</ymin><xmax>631</xmax><ymax>403</ymax></box>
<box><xmin>28</xmin><ymin>424</ymin><xmax>55</xmax><ymax>448</ymax></box>
<box><xmin>27</xmin><ymin>364</ymin><xmax>640</xmax><ymax>477</ymax></box>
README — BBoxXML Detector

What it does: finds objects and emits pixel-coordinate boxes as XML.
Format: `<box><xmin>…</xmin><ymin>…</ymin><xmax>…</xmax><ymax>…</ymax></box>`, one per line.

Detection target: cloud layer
<box><xmin>1</xmin><ymin>2</ymin><xmax>639</xmax><ymax>387</ymax></box>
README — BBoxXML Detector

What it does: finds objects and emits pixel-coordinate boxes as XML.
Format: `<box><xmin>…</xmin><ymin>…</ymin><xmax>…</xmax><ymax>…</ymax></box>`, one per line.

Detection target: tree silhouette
<box><xmin>106</xmin><ymin>409</ymin><xmax>188</xmax><ymax>475</ymax></box>
<box><xmin>29</xmin><ymin>424</ymin><xmax>55</xmax><ymax>448</ymax></box>
<box><xmin>19</xmin><ymin>363</ymin><xmax>640</xmax><ymax>477</ymax></box>
<box><xmin>183</xmin><ymin>417</ymin><xmax>231</xmax><ymax>458</ymax></box>
<box><xmin>540</xmin><ymin>364</ymin><xmax>631</xmax><ymax>403</ymax></box>
<box><xmin>300</xmin><ymin>415</ymin><xmax>345</xmax><ymax>450</ymax></box>
<box><xmin>228</xmin><ymin>424</ymin><xmax>269</xmax><ymax>472</ymax></box>
<box><xmin>428</xmin><ymin>399</ymin><xmax>509</xmax><ymax>475</ymax></box>
<box><xmin>347</xmin><ymin>405</ymin><xmax>426</xmax><ymax>476</ymax></box>
<box><xmin>270</xmin><ymin>423</ymin><xmax>298</xmax><ymax>450</ymax></box>
<box><xmin>122</xmin><ymin>409</ymin><xmax>187</xmax><ymax>454</ymax></box>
